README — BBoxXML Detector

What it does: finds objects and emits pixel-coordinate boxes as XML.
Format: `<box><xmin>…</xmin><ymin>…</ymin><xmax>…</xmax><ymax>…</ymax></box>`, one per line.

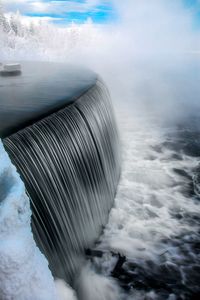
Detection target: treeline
<box><xmin>0</xmin><ymin>7</ymin><xmax>37</xmax><ymax>37</ymax></box>
<box><xmin>0</xmin><ymin>5</ymin><xmax>100</xmax><ymax>63</ymax></box>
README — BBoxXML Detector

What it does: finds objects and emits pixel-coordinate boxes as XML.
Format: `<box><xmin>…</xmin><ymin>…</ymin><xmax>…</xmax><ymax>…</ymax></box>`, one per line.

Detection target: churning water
<box><xmin>3</xmin><ymin>79</ymin><xmax>120</xmax><ymax>284</ymax></box>
<box><xmin>81</xmin><ymin>64</ymin><xmax>200</xmax><ymax>300</ymax></box>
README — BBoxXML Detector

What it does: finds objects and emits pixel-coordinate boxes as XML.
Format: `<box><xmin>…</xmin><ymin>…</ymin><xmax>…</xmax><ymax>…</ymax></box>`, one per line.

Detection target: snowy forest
<box><xmin>0</xmin><ymin>4</ymin><xmax>103</xmax><ymax>63</ymax></box>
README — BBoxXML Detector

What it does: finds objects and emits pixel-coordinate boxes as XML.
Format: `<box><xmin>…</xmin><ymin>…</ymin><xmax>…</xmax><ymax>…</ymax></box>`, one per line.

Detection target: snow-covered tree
<box><xmin>29</xmin><ymin>21</ymin><xmax>36</xmax><ymax>36</ymax></box>
<box><xmin>9</xmin><ymin>11</ymin><xmax>25</xmax><ymax>36</ymax></box>
<box><xmin>0</xmin><ymin>3</ymin><xmax>10</xmax><ymax>33</ymax></box>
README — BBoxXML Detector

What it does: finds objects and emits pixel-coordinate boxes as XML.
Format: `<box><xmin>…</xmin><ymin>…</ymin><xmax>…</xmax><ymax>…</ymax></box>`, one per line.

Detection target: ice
<box><xmin>0</xmin><ymin>141</ymin><xmax>76</xmax><ymax>300</ymax></box>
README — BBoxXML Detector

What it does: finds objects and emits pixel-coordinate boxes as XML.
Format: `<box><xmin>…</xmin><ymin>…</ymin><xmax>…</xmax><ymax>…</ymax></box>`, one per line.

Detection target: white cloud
<box><xmin>4</xmin><ymin>11</ymin><xmax>63</xmax><ymax>25</ymax></box>
<box><xmin>2</xmin><ymin>0</ymin><xmax>106</xmax><ymax>15</ymax></box>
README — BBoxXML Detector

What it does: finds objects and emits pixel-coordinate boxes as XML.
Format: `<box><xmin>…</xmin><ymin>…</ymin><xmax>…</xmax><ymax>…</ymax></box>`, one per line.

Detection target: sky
<box><xmin>2</xmin><ymin>0</ymin><xmax>117</xmax><ymax>24</ymax></box>
<box><xmin>2</xmin><ymin>0</ymin><xmax>200</xmax><ymax>26</ymax></box>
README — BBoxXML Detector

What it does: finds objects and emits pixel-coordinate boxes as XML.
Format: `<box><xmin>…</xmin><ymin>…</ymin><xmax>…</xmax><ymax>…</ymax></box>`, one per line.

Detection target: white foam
<box><xmin>75</xmin><ymin>263</ymin><xmax>121</xmax><ymax>300</ymax></box>
<box><xmin>97</xmin><ymin>111</ymin><xmax>200</xmax><ymax>256</ymax></box>
<box><xmin>55</xmin><ymin>279</ymin><xmax>77</xmax><ymax>300</ymax></box>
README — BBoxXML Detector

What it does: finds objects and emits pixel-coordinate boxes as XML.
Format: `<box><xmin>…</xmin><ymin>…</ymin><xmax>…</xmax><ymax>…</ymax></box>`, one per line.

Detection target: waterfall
<box><xmin>3</xmin><ymin>78</ymin><xmax>120</xmax><ymax>283</ymax></box>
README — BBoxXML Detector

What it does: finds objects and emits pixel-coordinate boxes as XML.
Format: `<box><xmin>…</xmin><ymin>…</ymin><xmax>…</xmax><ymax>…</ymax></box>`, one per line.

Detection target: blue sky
<box><xmin>3</xmin><ymin>0</ymin><xmax>117</xmax><ymax>24</ymax></box>
<box><xmin>2</xmin><ymin>0</ymin><xmax>200</xmax><ymax>25</ymax></box>
<box><xmin>183</xmin><ymin>0</ymin><xmax>200</xmax><ymax>26</ymax></box>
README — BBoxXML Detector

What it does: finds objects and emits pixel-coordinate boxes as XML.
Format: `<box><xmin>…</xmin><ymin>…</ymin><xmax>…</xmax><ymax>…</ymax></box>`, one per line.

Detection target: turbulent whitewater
<box><xmin>86</xmin><ymin>103</ymin><xmax>200</xmax><ymax>300</ymax></box>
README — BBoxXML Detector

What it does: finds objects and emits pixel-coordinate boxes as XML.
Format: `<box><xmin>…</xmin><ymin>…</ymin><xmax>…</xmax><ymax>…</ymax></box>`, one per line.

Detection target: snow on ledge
<box><xmin>0</xmin><ymin>140</ymin><xmax>77</xmax><ymax>300</ymax></box>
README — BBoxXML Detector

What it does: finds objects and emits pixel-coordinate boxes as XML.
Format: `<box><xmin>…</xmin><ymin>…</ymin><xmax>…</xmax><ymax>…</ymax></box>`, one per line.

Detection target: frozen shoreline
<box><xmin>0</xmin><ymin>140</ymin><xmax>77</xmax><ymax>300</ymax></box>
<box><xmin>0</xmin><ymin>140</ymin><xmax>57</xmax><ymax>299</ymax></box>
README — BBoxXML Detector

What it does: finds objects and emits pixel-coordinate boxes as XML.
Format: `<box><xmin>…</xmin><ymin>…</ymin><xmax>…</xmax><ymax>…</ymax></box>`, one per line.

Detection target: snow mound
<box><xmin>0</xmin><ymin>140</ymin><xmax>75</xmax><ymax>300</ymax></box>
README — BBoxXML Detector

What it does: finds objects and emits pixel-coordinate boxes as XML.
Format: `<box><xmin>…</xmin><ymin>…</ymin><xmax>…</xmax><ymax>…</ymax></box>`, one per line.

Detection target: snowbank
<box><xmin>0</xmin><ymin>140</ymin><xmax>77</xmax><ymax>300</ymax></box>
